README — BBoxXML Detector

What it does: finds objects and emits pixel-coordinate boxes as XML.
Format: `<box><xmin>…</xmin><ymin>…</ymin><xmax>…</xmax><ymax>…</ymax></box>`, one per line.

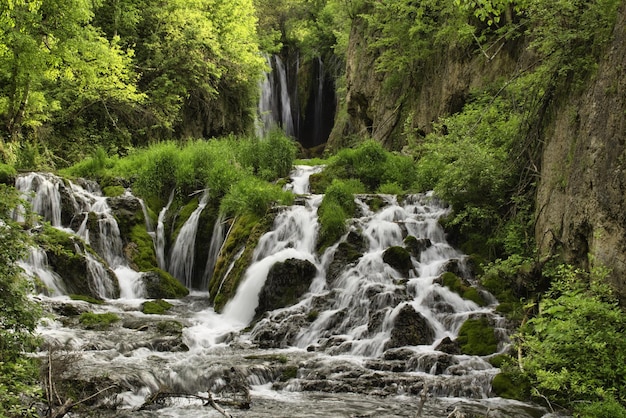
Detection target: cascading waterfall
<box><xmin>168</xmin><ymin>191</ymin><xmax>209</xmax><ymax>288</ymax></box>
<box><xmin>19</xmin><ymin>247</ymin><xmax>66</xmax><ymax>296</ymax></box>
<box><xmin>14</xmin><ymin>173</ymin><xmax>145</xmax><ymax>299</ymax></box>
<box><xmin>256</xmin><ymin>54</ymin><xmax>294</xmax><ymax>138</ymax></box>
<box><xmin>201</xmin><ymin>213</ymin><xmax>227</xmax><ymax>291</ymax></box>
<box><xmin>27</xmin><ymin>166</ymin><xmax>549</xmax><ymax>418</ymax></box>
<box><xmin>155</xmin><ymin>190</ymin><xmax>175</xmax><ymax>270</ymax></box>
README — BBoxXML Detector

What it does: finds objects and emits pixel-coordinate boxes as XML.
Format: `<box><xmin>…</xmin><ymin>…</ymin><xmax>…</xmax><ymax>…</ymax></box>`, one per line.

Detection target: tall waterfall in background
<box><xmin>257</xmin><ymin>54</ymin><xmax>294</xmax><ymax>138</ymax></box>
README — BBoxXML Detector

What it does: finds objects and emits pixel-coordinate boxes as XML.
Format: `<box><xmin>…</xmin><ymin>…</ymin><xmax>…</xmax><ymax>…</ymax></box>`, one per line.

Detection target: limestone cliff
<box><xmin>327</xmin><ymin>16</ymin><xmax>521</xmax><ymax>151</ymax></box>
<box><xmin>535</xmin><ymin>4</ymin><xmax>626</xmax><ymax>296</ymax></box>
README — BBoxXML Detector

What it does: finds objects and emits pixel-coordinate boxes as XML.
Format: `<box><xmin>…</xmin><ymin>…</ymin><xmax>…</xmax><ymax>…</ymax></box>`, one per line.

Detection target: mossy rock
<box><xmin>69</xmin><ymin>294</ymin><xmax>104</xmax><ymax>305</ymax></box>
<box><xmin>385</xmin><ymin>304</ymin><xmax>435</xmax><ymax>349</ymax></box>
<box><xmin>210</xmin><ymin>214</ymin><xmax>275</xmax><ymax>311</ymax></box>
<box><xmin>491</xmin><ymin>371</ymin><xmax>531</xmax><ymax>400</ymax></box>
<box><xmin>141</xmin><ymin>299</ymin><xmax>173</xmax><ymax>315</ymax></box>
<box><xmin>327</xmin><ymin>231</ymin><xmax>365</xmax><ymax>283</ymax></box>
<box><xmin>156</xmin><ymin>320</ymin><xmax>184</xmax><ymax>336</ymax></box>
<box><xmin>457</xmin><ymin>317</ymin><xmax>498</xmax><ymax>356</ymax></box>
<box><xmin>403</xmin><ymin>235</ymin><xmax>432</xmax><ymax>259</ymax></box>
<box><xmin>382</xmin><ymin>246</ymin><xmax>413</xmax><ymax>276</ymax></box>
<box><xmin>280</xmin><ymin>365</ymin><xmax>299</xmax><ymax>382</ymax></box>
<box><xmin>127</xmin><ymin>223</ymin><xmax>158</xmax><ymax>271</ymax></box>
<box><xmin>79</xmin><ymin>312</ymin><xmax>120</xmax><ymax>330</ymax></box>
<box><xmin>142</xmin><ymin>268</ymin><xmax>189</xmax><ymax>299</ymax></box>
<box><xmin>441</xmin><ymin>272</ymin><xmax>487</xmax><ymax>307</ymax></box>
<box><xmin>255</xmin><ymin>258</ymin><xmax>317</xmax><ymax>319</ymax></box>
<box><xmin>308</xmin><ymin>171</ymin><xmax>331</xmax><ymax>194</ymax></box>
<box><xmin>36</xmin><ymin>225</ymin><xmax>120</xmax><ymax>299</ymax></box>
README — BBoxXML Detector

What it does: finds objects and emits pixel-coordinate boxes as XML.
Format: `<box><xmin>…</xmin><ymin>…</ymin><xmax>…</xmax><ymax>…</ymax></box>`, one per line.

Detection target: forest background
<box><xmin>1</xmin><ymin>0</ymin><xmax>626</xmax><ymax>417</ymax></box>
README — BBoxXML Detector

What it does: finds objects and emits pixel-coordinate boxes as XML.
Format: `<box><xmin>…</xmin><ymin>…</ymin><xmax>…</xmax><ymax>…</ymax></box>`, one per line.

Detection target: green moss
<box><xmin>441</xmin><ymin>272</ymin><xmax>487</xmax><ymax>306</ymax></box>
<box><xmin>382</xmin><ymin>246</ymin><xmax>413</xmax><ymax>275</ymax></box>
<box><xmin>102</xmin><ymin>185</ymin><xmax>125</xmax><ymax>197</ymax></box>
<box><xmin>280</xmin><ymin>366</ymin><xmax>298</xmax><ymax>381</ymax></box>
<box><xmin>141</xmin><ymin>299</ymin><xmax>173</xmax><ymax>314</ymax></box>
<box><xmin>144</xmin><ymin>268</ymin><xmax>189</xmax><ymax>299</ymax></box>
<box><xmin>457</xmin><ymin>317</ymin><xmax>498</xmax><ymax>355</ymax></box>
<box><xmin>79</xmin><ymin>312</ymin><xmax>120</xmax><ymax>330</ymax></box>
<box><xmin>491</xmin><ymin>371</ymin><xmax>531</xmax><ymax>401</ymax></box>
<box><xmin>366</xmin><ymin>195</ymin><xmax>386</xmax><ymax>212</ymax></box>
<box><xmin>210</xmin><ymin>214</ymin><xmax>274</xmax><ymax>311</ymax></box>
<box><xmin>307</xmin><ymin>310</ymin><xmax>319</xmax><ymax>322</ymax></box>
<box><xmin>69</xmin><ymin>294</ymin><xmax>104</xmax><ymax>305</ymax></box>
<box><xmin>129</xmin><ymin>223</ymin><xmax>157</xmax><ymax>271</ymax></box>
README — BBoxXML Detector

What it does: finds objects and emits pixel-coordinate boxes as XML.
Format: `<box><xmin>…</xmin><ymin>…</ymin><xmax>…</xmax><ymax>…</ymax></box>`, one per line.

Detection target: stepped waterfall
<box><xmin>14</xmin><ymin>167</ymin><xmax>551</xmax><ymax>417</ymax></box>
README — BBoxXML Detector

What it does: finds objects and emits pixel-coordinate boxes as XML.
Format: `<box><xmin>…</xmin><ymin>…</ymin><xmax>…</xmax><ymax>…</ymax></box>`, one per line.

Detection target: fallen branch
<box><xmin>205</xmin><ymin>392</ymin><xmax>233</xmax><ymax>418</ymax></box>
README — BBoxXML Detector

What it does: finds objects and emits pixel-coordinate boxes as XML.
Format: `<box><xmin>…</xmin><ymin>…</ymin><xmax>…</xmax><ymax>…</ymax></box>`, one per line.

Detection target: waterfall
<box><xmin>313</xmin><ymin>57</ymin><xmax>324</xmax><ymax>143</ymax></box>
<box><xmin>15</xmin><ymin>173</ymin><xmax>145</xmax><ymax>299</ymax></box>
<box><xmin>155</xmin><ymin>190</ymin><xmax>175</xmax><ymax>270</ymax></box>
<box><xmin>18</xmin><ymin>247</ymin><xmax>66</xmax><ymax>296</ymax></box>
<box><xmin>168</xmin><ymin>191</ymin><xmax>209</xmax><ymax>288</ymax></box>
<box><xmin>201</xmin><ymin>213</ymin><xmax>226</xmax><ymax>291</ymax></box>
<box><xmin>285</xmin><ymin>165</ymin><xmax>324</xmax><ymax>194</ymax></box>
<box><xmin>15</xmin><ymin>172</ymin><xmax>63</xmax><ymax>226</ymax></box>
<box><xmin>256</xmin><ymin>54</ymin><xmax>294</xmax><ymax>138</ymax></box>
<box><xmin>222</xmin><ymin>195</ymin><xmax>321</xmax><ymax>325</ymax></box>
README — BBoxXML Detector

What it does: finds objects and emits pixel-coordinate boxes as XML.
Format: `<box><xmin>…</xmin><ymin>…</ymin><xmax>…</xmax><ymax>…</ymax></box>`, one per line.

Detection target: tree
<box><xmin>0</xmin><ymin>184</ymin><xmax>41</xmax><ymax>416</ymax></box>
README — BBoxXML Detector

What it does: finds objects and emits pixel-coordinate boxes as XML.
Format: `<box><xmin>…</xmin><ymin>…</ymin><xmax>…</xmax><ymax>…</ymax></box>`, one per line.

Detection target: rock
<box><xmin>141</xmin><ymin>268</ymin><xmax>189</xmax><ymax>299</ymax></box>
<box><xmin>327</xmin><ymin>230</ymin><xmax>366</xmax><ymax>283</ymax></box>
<box><xmin>255</xmin><ymin>258</ymin><xmax>317</xmax><ymax>318</ymax></box>
<box><xmin>435</xmin><ymin>336</ymin><xmax>461</xmax><ymax>355</ymax></box>
<box><xmin>382</xmin><ymin>246</ymin><xmax>413</xmax><ymax>276</ymax></box>
<box><xmin>457</xmin><ymin>317</ymin><xmax>498</xmax><ymax>356</ymax></box>
<box><xmin>403</xmin><ymin>235</ymin><xmax>432</xmax><ymax>259</ymax></box>
<box><xmin>385</xmin><ymin>305</ymin><xmax>435</xmax><ymax>349</ymax></box>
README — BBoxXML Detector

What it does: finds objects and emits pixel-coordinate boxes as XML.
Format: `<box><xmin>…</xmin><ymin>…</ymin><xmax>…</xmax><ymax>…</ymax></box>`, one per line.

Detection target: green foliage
<box><xmin>78</xmin><ymin>312</ymin><xmax>121</xmax><ymax>329</ymax></box>
<box><xmin>220</xmin><ymin>176</ymin><xmax>294</xmax><ymax>218</ymax></box>
<box><xmin>141</xmin><ymin>299</ymin><xmax>173</xmax><ymax>315</ymax></box>
<box><xmin>0</xmin><ymin>163</ymin><xmax>17</xmax><ymax>184</ymax></box>
<box><xmin>520</xmin><ymin>264</ymin><xmax>626</xmax><ymax>408</ymax></box>
<box><xmin>317</xmin><ymin>178</ymin><xmax>363</xmax><ymax>250</ymax></box>
<box><xmin>234</xmin><ymin>130</ymin><xmax>298</xmax><ymax>181</ymax></box>
<box><xmin>574</xmin><ymin>398</ymin><xmax>626</xmax><ymax>418</ymax></box>
<box><xmin>492</xmin><ymin>369</ymin><xmax>531</xmax><ymax>400</ymax></box>
<box><xmin>0</xmin><ymin>184</ymin><xmax>42</xmax><ymax>416</ymax></box>
<box><xmin>129</xmin><ymin>224</ymin><xmax>158</xmax><ymax>271</ymax></box>
<box><xmin>457</xmin><ymin>317</ymin><xmax>498</xmax><ymax>355</ymax></box>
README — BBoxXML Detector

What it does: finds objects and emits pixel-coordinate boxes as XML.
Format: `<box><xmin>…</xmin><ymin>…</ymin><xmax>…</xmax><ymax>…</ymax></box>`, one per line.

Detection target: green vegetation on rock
<box><xmin>457</xmin><ymin>317</ymin><xmax>497</xmax><ymax>356</ymax></box>
<box><xmin>79</xmin><ymin>312</ymin><xmax>120</xmax><ymax>330</ymax></box>
<box><xmin>142</xmin><ymin>269</ymin><xmax>189</xmax><ymax>299</ymax></box>
<box><xmin>141</xmin><ymin>299</ymin><xmax>174</xmax><ymax>315</ymax></box>
<box><xmin>441</xmin><ymin>272</ymin><xmax>487</xmax><ymax>307</ymax></box>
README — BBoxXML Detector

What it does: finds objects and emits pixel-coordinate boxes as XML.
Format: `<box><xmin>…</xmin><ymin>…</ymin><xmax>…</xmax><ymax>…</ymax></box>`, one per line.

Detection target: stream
<box><xmin>17</xmin><ymin>166</ymin><xmax>557</xmax><ymax>417</ymax></box>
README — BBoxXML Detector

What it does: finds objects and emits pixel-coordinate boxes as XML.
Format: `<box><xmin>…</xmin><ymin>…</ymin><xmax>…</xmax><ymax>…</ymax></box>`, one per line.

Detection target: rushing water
<box><xmin>18</xmin><ymin>167</ymin><xmax>555</xmax><ymax>417</ymax></box>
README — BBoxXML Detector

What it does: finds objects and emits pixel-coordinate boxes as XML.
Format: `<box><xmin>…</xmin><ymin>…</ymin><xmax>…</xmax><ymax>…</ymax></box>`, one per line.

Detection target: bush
<box><xmin>317</xmin><ymin>179</ymin><xmax>364</xmax><ymax>250</ymax></box>
<box><xmin>521</xmin><ymin>264</ymin><xmax>626</xmax><ymax>407</ymax></box>
<box><xmin>220</xmin><ymin>176</ymin><xmax>294</xmax><ymax>217</ymax></box>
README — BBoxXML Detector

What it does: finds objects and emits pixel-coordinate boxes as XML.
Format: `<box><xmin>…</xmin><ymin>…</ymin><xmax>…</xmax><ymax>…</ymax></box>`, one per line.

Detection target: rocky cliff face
<box><xmin>327</xmin><ymin>16</ymin><xmax>521</xmax><ymax>151</ymax></box>
<box><xmin>535</xmin><ymin>4</ymin><xmax>626</xmax><ymax>297</ymax></box>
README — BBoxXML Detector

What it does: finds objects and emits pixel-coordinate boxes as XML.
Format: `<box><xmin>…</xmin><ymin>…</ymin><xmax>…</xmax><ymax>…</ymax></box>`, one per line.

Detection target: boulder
<box><xmin>255</xmin><ymin>258</ymin><xmax>317</xmax><ymax>318</ymax></box>
<box><xmin>385</xmin><ymin>305</ymin><xmax>435</xmax><ymax>349</ymax></box>
<box><xmin>382</xmin><ymin>246</ymin><xmax>413</xmax><ymax>276</ymax></box>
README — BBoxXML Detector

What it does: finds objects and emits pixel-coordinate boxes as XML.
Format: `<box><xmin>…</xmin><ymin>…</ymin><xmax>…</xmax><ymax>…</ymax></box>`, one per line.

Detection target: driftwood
<box><xmin>138</xmin><ymin>389</ymin><xmax>247</xmax><ymax>417</ymax></box>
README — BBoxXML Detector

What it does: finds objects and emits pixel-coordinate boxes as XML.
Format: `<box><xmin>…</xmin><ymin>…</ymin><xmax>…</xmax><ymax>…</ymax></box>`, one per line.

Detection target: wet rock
<box><xmin>327</xmin><ymin>230</ymin><xmax>366</xmax><ymax>283</ymax></box>
<box><xmin>404</xmin><ymin>235</ymin><xmax>432</xmax><ymax>259</ymax></box>
<box><xmin>255</xmin><ymin>258</ymin><xmax>317</xmax><ymax>318</ymax></box>
<box><xmin>382</xmin><ymin>246</ymin><xmax>413</xmax><ymax>276</ymax></box>
<box><xmin>435</xmin><ymin>336</ymin><xmax>461</xmax><ymax>355</ymax></box>
<box><xmin>141</xmin><ymin>268</ymin><xmax>189</xmax><ymax>299</ymax></box>
<box><xmin>251</xmin><ymin>314</ymin><xmax>308</xmax><ymax>348</ymax></box>
<box><xmin>407</xmin><ymin>352</ymin><xmax>457</xmax><ymax>375</ymax></box>
<box><xmin>385</xmin><ymin>305</ymin><xmax>435</xmax><ymax>349</ymax></box>
<box><xmin>382</xmin><ymin>347</ymin><xmax>416</xmax><ymax>361</ymax></box>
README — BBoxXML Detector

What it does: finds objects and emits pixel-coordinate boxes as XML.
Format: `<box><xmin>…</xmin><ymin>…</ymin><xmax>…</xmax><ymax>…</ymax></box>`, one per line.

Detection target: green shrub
<box><xmin>78</xmin><ymin>312</ymin><xmax>120</xmax><ymax>329</ymax></box>
<box><xmin>317</xmin><ymin>179</ymin><xmax>364</xmax><ymax>250</ymax></box>
<box><xmin>575</xmin><ymin>398</ymin><xmax>626</xmax><ymax>418</ymax></box>
<box><xmin>220</xmin><ymin>176</ymin><xmax>294</xmax><ymax>217</ymax></box>
<box><xmin>376</xmin><ymin>182</ymin><xmax>403</xmax><ymax>195</ymax></box>
<box><xmin>0</xmin><ymin>163</ymin><xmax>17</xmax><ymax>184</ymax></box>
<box><xmin>521</xmin><ymin>264</ymin><xmax>626</xmax><ymax>407</ymax></box>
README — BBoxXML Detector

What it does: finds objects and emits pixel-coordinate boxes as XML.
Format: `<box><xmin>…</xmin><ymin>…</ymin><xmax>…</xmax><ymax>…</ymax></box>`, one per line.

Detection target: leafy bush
<box><xmin>220</xmin><ymin>176</ymin><xmax>294</xmax><ymax>217</ymax></box>
<box><xmin>521</xmin><ymin>264</ymin><xmax>626</xmax><ymax>408</ymax></box>
<box><xmin>317</xmin><ymin>179</ymin><xmax>364</xmax><ymax>250</ymax></box>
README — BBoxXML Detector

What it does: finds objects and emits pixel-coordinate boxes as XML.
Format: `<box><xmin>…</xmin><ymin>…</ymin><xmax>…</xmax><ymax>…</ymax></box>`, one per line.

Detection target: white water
<box><xmin>15</xmin><ymin>173</ymin><xmax>145</xmax><ymax>299</ymax></box>
<box><xmin>201</xmin><ymin>213</ymin><xmax>227</xmax><ymax>291</ymax></box>
<box><xmin>168</xmin><ymin>191</ymin><xmax>209</xmax><ymax>288</ymax></box>
<box><xmin>256</xmin><ymin>54</ymin><xmax>295</xmax><ymax>138</ymax></box>
<box><xmin>156</xmin><ymin>190</ymin><xmax>175</xmax><ymax>270</ymax></box>
<box><xmin>22</xmin><ymin>167</ymin><xmax>550</xmax><ymax>417</ymax></box>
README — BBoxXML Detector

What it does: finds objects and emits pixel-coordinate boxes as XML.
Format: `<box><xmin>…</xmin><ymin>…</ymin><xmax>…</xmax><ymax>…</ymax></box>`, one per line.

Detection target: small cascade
<box><xmin>14</xmin><ymin>172</ymin><xmax>64</xmax><ymax>226</ymax></box>
<box><xmin>168</xmin><ymin>191</ymin><xmax>209</xmax><ymax>288</ymax></box>
<box><xmin>275</xmin><ymin>55</ymin><xmax>294</xmax><ymax>137</ymax></box>
<box><xmin>285</xmin><ymin>165</ymin><xmax>324</xmax><ymax>194</ymax></box>
<box><xmin>15</xmin><ymin>173</ymin><xmax>145</xmax><ymax>299</ymax></box>
<box><xmin>19</xmin><ymin>247</ymin><xmax>66</xmax><ymax>296</ymax></box>
<box><xmin>155</xmin><ymin>190</ymin><xmax>175</xmax><ymax>270</ymax></box>
<box><xmin>201</xmin><ymin>213</ymin><xmax>227</xmax><ymax>291</ymax></box>
<box><xmin>222</xmin><ymin>195</ymin><xmax>322</xmax><ymax>325</ymax></box>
